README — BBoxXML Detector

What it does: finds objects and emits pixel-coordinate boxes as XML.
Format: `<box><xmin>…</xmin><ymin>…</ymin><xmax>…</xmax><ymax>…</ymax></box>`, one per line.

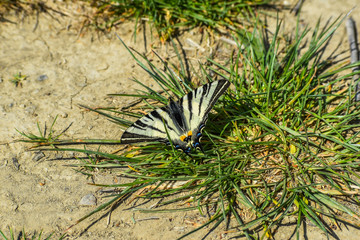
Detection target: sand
<box><xmin>1</xmin><ymin>0</ymin><xmax>360</xmax><ymax>239</ymax></box>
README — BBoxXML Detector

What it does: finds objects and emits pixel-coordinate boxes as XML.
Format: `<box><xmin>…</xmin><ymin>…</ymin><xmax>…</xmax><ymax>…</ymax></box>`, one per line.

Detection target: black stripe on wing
<box><xmin>167</xmin><ymin>99</ymin><xmax>188</xmax><ymax>133</ymax></box>
<box><xmin>201</xmin><ymin>79</ymin><xmax>230</xmax><ymax>121</ymax></box>
<box><xmin>121</xmin><ymin>132</ymin><xmax>168</xmax><ymax>144</ymax></box>
<box><xmin>133</xmin><ymin>113</ymin><xmax>167</xmax><ymax>134</ymax></box>
<box><xmin>198</xmin><ymin>82</ymin><xmax>208</xmax><ymax>116</ymax></box>
<box><xmin>121</xmin><ymin>109</ymin><xmax>169</xmax><ymax>144</ymax></box>
<box><xmin>186</xmin><ymin>91</ymin><xmax>193</xmax><ymax>121</ymax></box>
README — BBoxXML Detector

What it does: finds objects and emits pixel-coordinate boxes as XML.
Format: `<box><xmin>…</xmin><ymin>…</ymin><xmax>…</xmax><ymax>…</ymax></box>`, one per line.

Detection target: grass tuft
<box><xmin>0</xmin><ymin>227</ymin><xmax>62</xmax><ymax>240</ymax></box>
<box><xmin>85</xmin><ymin>0</ymin><xmax>277</xmax><ymax>41</ymax></box>
<box><xmin>1</xmin><ymin>0</ymin><xmax>278</xmax><ymax>42</ymax></box>
<box><xmin>9</xmin><ymin>72</ymin><xmax>27</xmax><ymax>87</ymax></box>
<box><xmin>0</xmin><ymin>0</ymin><xmax>53</xmax><ymax>16</ymax></box>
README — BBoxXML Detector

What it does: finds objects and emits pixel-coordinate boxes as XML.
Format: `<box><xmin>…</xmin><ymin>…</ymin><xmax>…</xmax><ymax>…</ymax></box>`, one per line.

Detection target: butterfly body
<box><xmin>121</xmin><ymin>80</ymin><xmax>230</xmax><ymax>153</ymax></box>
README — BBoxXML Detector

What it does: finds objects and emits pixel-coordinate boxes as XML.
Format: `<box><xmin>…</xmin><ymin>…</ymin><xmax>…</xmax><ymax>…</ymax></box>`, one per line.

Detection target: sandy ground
<box><xmin>1</xmin><ymin>0</ymin><xmax>360</xmax><ymax>239</ymax></box>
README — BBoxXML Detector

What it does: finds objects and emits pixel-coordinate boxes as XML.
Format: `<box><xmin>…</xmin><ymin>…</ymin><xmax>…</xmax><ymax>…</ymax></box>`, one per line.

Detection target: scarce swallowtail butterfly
<box><xmin>121</xmin><ymin>79</ymin><xmax>230</xmax><ymax>154</ymax></box>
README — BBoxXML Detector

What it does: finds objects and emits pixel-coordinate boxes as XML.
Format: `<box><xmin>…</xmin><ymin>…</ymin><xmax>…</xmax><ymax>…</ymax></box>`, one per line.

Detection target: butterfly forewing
<box><xmin>180</xmin><ymin>79</ymin><xmax>230</xmax><ymax>131</ymax></box>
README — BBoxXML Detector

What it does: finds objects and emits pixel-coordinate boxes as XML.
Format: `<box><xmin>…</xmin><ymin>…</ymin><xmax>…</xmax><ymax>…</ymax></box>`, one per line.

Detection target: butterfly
<box><xmin>121</xmin><ymin>79</ymin><xmax>230</xmax><ymax>154</ymax></box>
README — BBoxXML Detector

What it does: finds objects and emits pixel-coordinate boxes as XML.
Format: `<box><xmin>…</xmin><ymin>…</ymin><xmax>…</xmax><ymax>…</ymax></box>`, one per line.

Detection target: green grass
<box><xmin>0</xmin><ymin>0</ymin><xmax>49</xmax><ymax>15</ymax></box>
<box><xmin>83</xmin><ymin>0</ymin><xmax>277</xmax><ymax>41</ymax></box>
<box><xmin>1</xmin><ymin>0</ymin><xmax>278</xmax><ymax>42</ymax></box>
<box><xmin>0</xmin><ymin>227</ymin><xmax>61</xmax><ymax>240</ymax></box>
<box><xmin>19</xmin><ymin>13</ymin><xmax>360</xmax><ymax>240</ymax></box>
<box><xmin>9</xmin><ymin>72</ymin><xmax>27</xmax><ymax>87</ymax></box>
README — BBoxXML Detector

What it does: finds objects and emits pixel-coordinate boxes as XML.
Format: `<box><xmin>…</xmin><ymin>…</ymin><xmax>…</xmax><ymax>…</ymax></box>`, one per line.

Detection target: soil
<box><xmin>1</xmin><ymin>0</ymin><xmax>360</xmax><ymax>239</ymax></box>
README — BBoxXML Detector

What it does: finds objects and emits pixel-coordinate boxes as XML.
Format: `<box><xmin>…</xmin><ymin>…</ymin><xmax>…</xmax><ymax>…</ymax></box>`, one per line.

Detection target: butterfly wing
<box><xmin>121</xmin><ymin>79</ymin><xmax>230</xmax><ymax>152</ymax></box>
<box><xmin>121</xmin><ymin>100</ymin><xmax>189</xmax><ymax>149</ymax></box>
<box><xmin>179</xmin><ymin>79</ymin><xmax>230</xmax><ymax>149</ymax></box>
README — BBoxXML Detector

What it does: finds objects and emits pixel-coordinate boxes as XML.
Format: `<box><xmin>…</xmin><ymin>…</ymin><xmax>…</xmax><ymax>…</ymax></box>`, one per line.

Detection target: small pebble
<box><xmin>173</xmin><ymin>226</ymin><xmax>185</xmax><ymax>232</ymax></box>
<box><xmin>12</xmin><ymin>157</ymin><xmax>20</xmax><ymax>170</ymax></box>
<box><xmin>68</xmin><ymin>152</ymin><xmax>75</xmax><ymax>158</ymax></box>
<box><xmin>8</xmin><ymin>103</ymin><xmax>14</xmax><ymax>108</ymax></box>
<box><xmin>78</xmin><ymin>82</ymin><xmax>87</xmax><ymax>87</ymax></box>
<box><xmin>37</xmin><ymin>74</ymin><xmax>48</xmax><ymax>81</ymax></box>
<box><xmin>79</xmin><ymin>193</ymin><xmax>97</xmax><ymax>206</ymax></box>
<box><xmin>32</xmin><ymin>151</ymin><xmax>45</xmax><ymax>161</ymax></box>
<box><xmin>283</xmin><ymin>0</ymin><xmax>291</xmax><ymax>6</ymax></box>
<box><xmin>60</xmin><ymin>112</ymin><xmax>68</xmax><ymax>118</ymax></box>
<box><xmin>25</xmin><ymin>106</ymin><xmax>36</xmax><ymax>115</ymax></box>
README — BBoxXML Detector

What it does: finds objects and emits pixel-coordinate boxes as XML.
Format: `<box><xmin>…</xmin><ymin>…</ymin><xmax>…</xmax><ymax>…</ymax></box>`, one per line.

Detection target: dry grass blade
<box><xmin>346</xmin><ymin>17</ymin><xmax>360</xmax><ymax>101</ymax></box>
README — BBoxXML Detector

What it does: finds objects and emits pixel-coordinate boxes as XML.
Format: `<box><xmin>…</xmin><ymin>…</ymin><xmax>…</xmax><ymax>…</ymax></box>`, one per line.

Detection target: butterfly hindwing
<box><xmin>121</xmin><ymin>79</ymin><xmax>230</xmax><ymax>153</ymax></box>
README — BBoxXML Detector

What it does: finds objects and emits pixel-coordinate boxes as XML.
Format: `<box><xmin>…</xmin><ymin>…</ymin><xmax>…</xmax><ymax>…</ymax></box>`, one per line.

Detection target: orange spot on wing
<box><xmin>188</xmin><ymin>131</ymin><xmax>192</xmax><ymax>136</ymax></box>
<box><xmin>180</xmin><ymin>135</ymin><xmax>186</xmax><ymax>141</ymax></box>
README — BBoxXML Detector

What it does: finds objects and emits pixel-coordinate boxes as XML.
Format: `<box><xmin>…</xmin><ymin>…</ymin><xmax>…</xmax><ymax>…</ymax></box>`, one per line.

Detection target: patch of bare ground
<box><xmin>0</xmin><ymin>0</ymin><xmax>360</xmax><ymax>239</ymax></box>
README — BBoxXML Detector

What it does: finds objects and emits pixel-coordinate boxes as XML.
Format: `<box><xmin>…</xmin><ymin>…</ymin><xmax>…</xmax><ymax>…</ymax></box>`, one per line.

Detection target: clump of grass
<box><xmin>0</xmin><ymin>227</ymin><xmax>61</xmax><ymax>240</ymax></box>
<box><xmin>0</xmin><ymin>0</ymin><xmax>49</xmax><ymax>16</ymax></box>
<box><xmin>85</xmin><ymin>0</ymin><xmax>276</xmax><ymax>41</ymax></box>
<box><xmin>19</xmin><ymin>13</ymin><xmax>360</xmax><ymax>239</ymax></box>
<box><xmin>1</xmin><ymin>1</ymin><xmax>277</xmax><ymax>42</ymax></box>
<box><xmin>9</xmin><ymin>72</ymin><xmax>27</xmax><ymax>87</ymax></box>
